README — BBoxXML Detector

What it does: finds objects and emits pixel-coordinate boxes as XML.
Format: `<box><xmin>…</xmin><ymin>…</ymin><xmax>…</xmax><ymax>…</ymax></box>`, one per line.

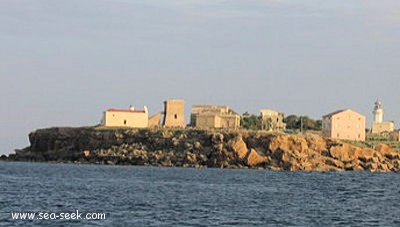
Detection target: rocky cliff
<box><xmin>3</xmin><ymin>127</ymin><xmax>400</xmax><ymax>172</ymax></box>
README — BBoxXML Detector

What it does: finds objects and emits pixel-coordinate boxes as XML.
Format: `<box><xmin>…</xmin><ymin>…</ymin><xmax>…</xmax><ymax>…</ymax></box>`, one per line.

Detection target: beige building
<box><xmin>162</xmin><ymin>100</ymin><xmax>186</xmax><ymax>128</ymax></box>
<box><xmin>102</xmin><ymin>105</ymin><xmax>149</xmax><ymax>128</ymax></box>
<box><xmin>322</xmin><ymin>109</ymin><xmax>366</xmax><ymax>141</ymax></box>
<box><xmin>190</xmin><ymin>105</ymin><xmax>240</xmax><ymax>129</ymax></box>
<box><xmin>260</xmin><ymin>109</ymin><xmax>286</xmax><ymax>132</ymax></box>
<box><xmin>371</xmin><ymin>100</ymin><xmax>395</xmax><ymax>134</ymax></box>
<box><xmin>372</xmin><ymin>122</ymin><xmax>394</xmax><ymax>134</ymax></box>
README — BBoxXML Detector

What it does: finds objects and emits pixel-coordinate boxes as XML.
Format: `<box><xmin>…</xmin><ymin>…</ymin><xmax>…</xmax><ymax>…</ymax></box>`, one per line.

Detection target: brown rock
<box><xmin>272</xmin><ymin>149</ymin><xmax>293</xmax><ymax>163</ymax></box>
<box><xmin>306</xmin><ymin>137</ymin><xmax>328</xmax><ymax>152</ymax></box>
<box><xmin>364</xmin><ymin>162</ymin><xmax>378</xmax><ymax>172</ymax></box>
<box><xmin>229</xmin><ymin>136</ymin><xmax>249</xmax><ymax>159</ymax></box>
<box><xmin>246</xmin><ymin>149</ymin><xmax>268</xmax><ymax>167</ymax></box>
<box><xmin>194</xmin><ymin>141</ymin><xmax>202</xmax><ymax>149</ymax></box>
<box><xmin>313</xmin><ymin>162</ymin><xmax>343</xmax><ymax>171</ymax></box>
<box><xmin>355</xmin><ymin>148</ymin><xmax>375</xmax><ymax>162</ymax></box>
<box><xmin>329</xmin><ymin>145</ymin><xmax>349</xmax><ymax>161</ymax></box>
<box><xmin>268</xmin><ymin>135</ymin><xmax>308</xmax><ymax>153</ymax></box>
<box><xmin>371</xmin><ymin>157</ymin><xmax>379</xmax><ymax>163</ymax></box>
<box><xmin>344</xmin><ymin>159</ymin><xmax>362</xmax><ymax>170</ymax></box>
<box><xmin>323</xmin><ymin>157</ymin><xmax>344</xmax><ymax>169</ymax></box>
<box><xmin>212</xmin><ymin>133</ymin><xmax>224</xmax><ymax>143</ymax></box>
<box><xmin>393</xmin><ymin>160</ymin><xmax>400</xmax><ymax>169</ymax></box>
<box><xmin>83</xmin><ymin>150</ymin><xmax>90</xmax><ymax>157</ymax></box>
<box><xmin>186</xmin><ymin>152</ymin><xmax>197</xmax><ymax>163</ymax></box>
<box><xmin>376</xmin><ymin>144</ymin><xmax>400</xmax><ymax>160</ymax></box>
<box><xmin>385</xmin><ymin>162</ymin><xmax>394</xmax><ymax>171</ymax></box>
<box><xmin>378</xmin><ymin>163</ymin><xmax>390</xmax><ymax>172</ymax></box>
<box><xmin>329</xmin><ymin>144</ymin><xmax>371</xmax><ymax>162</ymax></box>
<box><xmin>376</xmin><ymin>144</ymin><xmax>391</xmax><ymax>154</ymax></box>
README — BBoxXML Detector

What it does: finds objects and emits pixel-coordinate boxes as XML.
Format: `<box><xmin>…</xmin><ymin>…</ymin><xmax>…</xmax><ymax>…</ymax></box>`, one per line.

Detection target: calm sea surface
<box><xmin>1</xmin><ymin>162</ymin><xmax>400</xmax><ymax>226</ymax></box>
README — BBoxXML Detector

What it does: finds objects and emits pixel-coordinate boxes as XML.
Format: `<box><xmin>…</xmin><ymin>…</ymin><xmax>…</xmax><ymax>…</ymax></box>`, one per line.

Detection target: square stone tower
<box><xmin>163</xmin><ymin>100</ymin><xmax>185</xmax><ymax>128</ymax></box>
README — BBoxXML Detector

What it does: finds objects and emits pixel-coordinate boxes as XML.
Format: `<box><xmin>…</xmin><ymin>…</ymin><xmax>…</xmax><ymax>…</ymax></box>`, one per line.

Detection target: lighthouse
<box><xmin>372</xmin><ymin>100</ymin><xmax>383</xmax><ymax>123</ymax></box>
<box><xmin>371</xmin><ymin>99</ymin><xmax>394</xmax><ymax>134</ymax></box>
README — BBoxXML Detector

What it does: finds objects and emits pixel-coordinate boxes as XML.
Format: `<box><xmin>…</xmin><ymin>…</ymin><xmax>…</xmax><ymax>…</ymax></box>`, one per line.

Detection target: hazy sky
<box><xmin>1</xmin><ymin>0</ymin><xmax>400</xmax><ymax>155</ymax></box>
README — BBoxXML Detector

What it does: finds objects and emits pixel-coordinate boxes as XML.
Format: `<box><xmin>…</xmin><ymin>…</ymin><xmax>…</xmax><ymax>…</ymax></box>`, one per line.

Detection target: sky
<box><xmin>1</xmin><ymin>0</ymin><xmax>400</xmax><ymax>155</ymax></box>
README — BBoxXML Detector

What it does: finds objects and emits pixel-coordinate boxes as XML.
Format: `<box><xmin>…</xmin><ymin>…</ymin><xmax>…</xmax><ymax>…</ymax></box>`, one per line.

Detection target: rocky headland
<box><xmin>2</xmin><ymin>127</ymin><xmax>400</xmax><ymax>172</ymax></box>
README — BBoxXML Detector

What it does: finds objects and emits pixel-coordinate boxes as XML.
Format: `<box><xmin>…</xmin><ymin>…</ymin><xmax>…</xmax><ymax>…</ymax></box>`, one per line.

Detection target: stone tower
<box><xmin>373</xmin><ymin>100</ymin><xmax>384</xmax><ymax>123</ymax></box>
<box><xmin>162</xmin><ymin>100</ymin><xmax>185</xmax><ymax>128</ymax></box>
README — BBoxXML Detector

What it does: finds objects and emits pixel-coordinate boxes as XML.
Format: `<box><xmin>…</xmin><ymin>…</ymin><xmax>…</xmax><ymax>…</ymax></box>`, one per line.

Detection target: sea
<box><xmin>0</xmin><ymin>162</ymin><xmax>399</xmax><ymax>227</ymax></box>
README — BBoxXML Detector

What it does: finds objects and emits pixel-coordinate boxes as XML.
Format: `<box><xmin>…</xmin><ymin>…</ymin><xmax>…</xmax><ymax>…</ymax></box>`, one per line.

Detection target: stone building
<box><xmin>371</xmin><ymin>100</ymin><xmax>394</xmax><ymax>134</ymax></box>
<box><xmin>148</xmin><ymin>112</ymin><xmax>162</xmax><ymax>128</ymax></box>
<box><xmin>190</xmin><ymin>105</ymin><xmax>240</xmax><ymax>129</ymax></box>
<box><xmin>259</xmin><ymin>109</ymin><xmax>286</xmax><ymax>132</ymax></box>
<box><xmin>322</xmin><ymin>109</ymin><xmax>366</xmax><ymax>141</ymax></box>
<box><xmin>102</xmin><ymin>105</ymin><xmax>149</xmax><ymax>128</ymax></box>
<box><xmin>162</xmin><ymin>100</ymin><xmax>186</xmax><ymax>128</ymax></box>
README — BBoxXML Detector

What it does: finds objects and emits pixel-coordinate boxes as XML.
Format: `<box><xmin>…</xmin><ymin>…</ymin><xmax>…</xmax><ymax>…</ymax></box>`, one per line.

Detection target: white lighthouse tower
<box><xmin>371</xmin><ymin>99</ymin><xmax>394</xmax><ymax>134</ymax></box>
<box><xmin>372</xmin><ymin>99</ymin><xmax>384</xmax><ymax>123</ymax></box>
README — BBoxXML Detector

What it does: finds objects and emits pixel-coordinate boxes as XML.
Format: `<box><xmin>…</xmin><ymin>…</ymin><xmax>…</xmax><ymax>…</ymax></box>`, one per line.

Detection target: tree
<box><xmin>300</xmin><ymin>116</ymin><xmax>315</xmax><ymax>131</ymax></box>
<box><xmin>241</xmin><ymin>114</ymin><xmax>262</xmax><ymax>130</ymax></box>
<box><xmin>284</xmin><ymin>115</ymin><xmax>299</xmax><ymax>129</ymax></box>
<box><xmin>284</xmin><ymin>115</ymin><xmax>321</xmax><ymax>131</ymax></box>
<box><xmin>314</xmin><ymin>120</ymin><xmax>322</xmax><ymax>130</ymax></box>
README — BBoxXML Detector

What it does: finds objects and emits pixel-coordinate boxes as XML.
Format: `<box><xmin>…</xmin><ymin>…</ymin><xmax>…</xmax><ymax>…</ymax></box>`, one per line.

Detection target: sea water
<box><xmin>1</xmin><ymin>162</ymin><xmax>399</xmax><ymax>226</ymax></box>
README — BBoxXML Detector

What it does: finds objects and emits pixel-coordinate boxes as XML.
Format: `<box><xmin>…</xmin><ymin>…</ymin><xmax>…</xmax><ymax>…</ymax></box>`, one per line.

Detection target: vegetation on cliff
<box><xmin>2</xmin><ymin>127</ymin><xmax>400</xmax><ymax>172</ymax></box>
<box><xmin>240</xmin><ymin>113</ymin><xmax>322</xmax><ymax>131</ymax></box>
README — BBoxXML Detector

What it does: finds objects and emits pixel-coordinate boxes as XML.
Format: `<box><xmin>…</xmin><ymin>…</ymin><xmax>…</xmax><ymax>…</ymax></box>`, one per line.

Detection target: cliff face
<box><xmin>4</xmin><ymin>127</ymin><xmax>400</xmax><ymax>172</ymax></box>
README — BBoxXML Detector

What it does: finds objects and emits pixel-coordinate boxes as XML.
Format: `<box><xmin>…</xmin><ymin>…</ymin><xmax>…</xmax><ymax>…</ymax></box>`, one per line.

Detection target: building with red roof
<box><xmin>102</xmin><ymin>105</ymin><xmax>149</xmax><ymax>128</ymax></box>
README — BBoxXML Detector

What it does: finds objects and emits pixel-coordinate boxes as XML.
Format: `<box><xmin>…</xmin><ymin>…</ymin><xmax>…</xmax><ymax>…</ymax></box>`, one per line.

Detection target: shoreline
<box><xmin>2</xmin><ymin>126</ymin><xmax>400</xmax><ymax>172</ymax></box>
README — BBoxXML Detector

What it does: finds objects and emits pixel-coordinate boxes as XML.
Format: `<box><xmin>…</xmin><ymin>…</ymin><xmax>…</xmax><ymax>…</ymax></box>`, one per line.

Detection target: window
<box><xmin>174</xmin><ymin>114</ymin><xmax>178</xmax><ymax>119</ymax></box>
<box><xmin>124</xmin><ymin>120</ymin><xmax>127</xmax><ymax>125</ymax></box>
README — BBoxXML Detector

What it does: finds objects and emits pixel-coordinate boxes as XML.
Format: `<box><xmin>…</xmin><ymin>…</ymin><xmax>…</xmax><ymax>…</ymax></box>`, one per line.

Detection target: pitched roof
<box><xmin>323</xmin><ymin>109</ymin><xmax>364</xmax><ymax>118</ymax></box>
<box><xmin>323</xmin><ymin>109</ymin><xmax>347</xmax><ymax>118</ymax></box>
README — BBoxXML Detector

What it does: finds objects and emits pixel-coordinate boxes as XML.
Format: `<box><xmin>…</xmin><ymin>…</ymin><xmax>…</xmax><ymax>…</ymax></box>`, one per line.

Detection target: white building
<box><xmin>102</xmin><ymin>105</ymin><xmax>149</xmax><ymax>128</ymax></box>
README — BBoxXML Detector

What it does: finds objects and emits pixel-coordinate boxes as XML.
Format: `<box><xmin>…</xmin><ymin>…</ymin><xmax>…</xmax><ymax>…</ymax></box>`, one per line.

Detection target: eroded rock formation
<box><xmin>3</xmin><ymin>127</ymin><xmax>400</xmax><ymax>172</ymax></box>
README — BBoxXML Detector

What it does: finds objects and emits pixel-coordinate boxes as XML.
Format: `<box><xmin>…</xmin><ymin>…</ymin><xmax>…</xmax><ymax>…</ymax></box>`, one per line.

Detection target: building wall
<box><xmin>191</xmin><ymin>105</ymin><xmax>240</xmax><ymax>129</ymax></box>
<box><xmin>163</xmin><ymin>100</ymin><xmax>185</xmax><ymax>128</ymax></box>
<box><xmin>148</xmin><ymin>112</ymin><xmax>161</xmax><ymax>127</ymax></box>
<box><xmin>322</xmin><ymin>117</ymin><xmax>332</xmax><ymax>138</ymax></box>
<box><xmin>220</xmin><ymin>115</ymin><xmax>240</xmax><ymax>129</ymax></box>
<box><xmin>371</xmin><ymin>122</ymin><xmax>394</xmax><ymax>134</ymax></box>
<box><xmin>194</xmin><ymin>114</ymin><xmax>240</xmax><ymax>129</ymax></box>
<box><xmin>103</xmin><ymin>110</ymin><xmax>148</xmax><ymax>128</ymax></box>
<box><xmin>322</xmin><ymin>109</ymin><xmax>366</xmax><ymax>141</ymax></box>
<box><xmin>195</xmin><ymin>115</ymin><xmax>220</xmax><ymax>129</ymax></box>
<box><xmin>260</xmin><ymin>109</ymin><xmax>285</xmax><ymax>131</ymax></box>
<box><xmin>190</xmin><ymin>105</ymin><xmax>224</xmax><ymax>127</ymax></box>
